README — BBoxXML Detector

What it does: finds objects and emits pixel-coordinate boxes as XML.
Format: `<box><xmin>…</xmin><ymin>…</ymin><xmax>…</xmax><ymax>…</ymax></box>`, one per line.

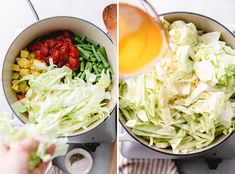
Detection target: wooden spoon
<box><xmin>103</xmin><ymin>4</ymin><xmax>117</xmax><ymax>44</ymax></box>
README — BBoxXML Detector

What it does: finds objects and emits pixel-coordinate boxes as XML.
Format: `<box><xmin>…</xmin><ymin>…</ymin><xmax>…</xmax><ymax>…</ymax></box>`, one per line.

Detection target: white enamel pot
<box><xmin>2</xmin><ymin>16</ymin><xmax>117</xmax><ymax>137</ymax></box>
<box><xmin>119</xmin><ymin>12</ymin><xmax>235</xmax><ymax>156</ymax></box>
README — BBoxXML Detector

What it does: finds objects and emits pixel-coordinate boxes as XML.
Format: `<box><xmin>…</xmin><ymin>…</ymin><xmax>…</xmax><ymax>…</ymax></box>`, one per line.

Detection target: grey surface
<box><xmin>176</xmin><ymin>159</ymin><xmax>235</xmax><ymax>174</ymax></box>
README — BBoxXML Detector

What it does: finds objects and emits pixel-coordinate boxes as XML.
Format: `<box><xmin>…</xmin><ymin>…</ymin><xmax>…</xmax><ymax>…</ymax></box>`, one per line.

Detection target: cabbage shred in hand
<box><xmin>119</xmin><ymin>19</ymin><xmax>235</xmax><ymax>153</ymax></box>
<box><xmin>0</xmin><ymin>112</ymin><xmax>68</xmax><ymax>170</ymax></box>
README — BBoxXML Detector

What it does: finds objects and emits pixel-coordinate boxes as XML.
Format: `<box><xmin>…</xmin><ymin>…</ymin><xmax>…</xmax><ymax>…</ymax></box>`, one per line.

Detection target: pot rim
<box><xmin>119</xmin><ymin>11</ymin><xmax>235</xmax><ymax>156</ymax></box>
<box><xmin>2</xmin><ymin>16</ymin><xmax>116</xmax><ymax>138</ymax></box>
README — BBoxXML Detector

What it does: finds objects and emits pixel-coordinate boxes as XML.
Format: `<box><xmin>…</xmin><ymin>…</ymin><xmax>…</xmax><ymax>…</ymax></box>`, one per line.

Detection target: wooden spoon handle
<box><xmin>103</xmin><ymin>4</ymin><xmax>117</xmax><ymax>44</ymax></box>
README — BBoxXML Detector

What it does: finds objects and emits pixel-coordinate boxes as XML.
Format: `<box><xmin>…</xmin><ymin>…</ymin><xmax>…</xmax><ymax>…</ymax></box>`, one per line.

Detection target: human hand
<box><xmin>0</xmin><ymin>138</ymin><xmax>55</xmax><ymax>174</ymax></box>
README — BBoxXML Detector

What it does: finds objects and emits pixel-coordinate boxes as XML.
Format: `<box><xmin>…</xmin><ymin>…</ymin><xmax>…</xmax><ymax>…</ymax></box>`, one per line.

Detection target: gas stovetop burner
<box><xmin>204</xmin><ymin>159</ymin><xmax>222</xmax><ymax>169</ymax></box>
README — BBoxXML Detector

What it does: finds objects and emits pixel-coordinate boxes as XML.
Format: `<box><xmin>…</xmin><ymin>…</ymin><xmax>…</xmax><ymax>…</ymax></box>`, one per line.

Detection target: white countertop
<box><xmin>150</xmin><ymin>0</ymin><xmax>235</xmax><ymax>32</ymax></box>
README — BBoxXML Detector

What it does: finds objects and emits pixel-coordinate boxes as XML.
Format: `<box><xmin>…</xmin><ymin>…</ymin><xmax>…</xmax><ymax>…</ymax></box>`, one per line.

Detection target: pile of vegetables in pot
<box><xmin>11</xmin><ymin>30</ymin><xmax>113</xmax><ymax>136</ymax></box>
<box><xmin>119</xmin><ymin>19</ymin><xmax>235</xmax><ymax>153</ymax></box>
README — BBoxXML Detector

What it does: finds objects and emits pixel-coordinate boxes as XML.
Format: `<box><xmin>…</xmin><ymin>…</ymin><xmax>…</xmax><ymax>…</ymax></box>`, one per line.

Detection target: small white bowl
<box><xmin>64</xmin><ymin>148</ymin><xmax>93</xmax><ymax>174</ymax></box>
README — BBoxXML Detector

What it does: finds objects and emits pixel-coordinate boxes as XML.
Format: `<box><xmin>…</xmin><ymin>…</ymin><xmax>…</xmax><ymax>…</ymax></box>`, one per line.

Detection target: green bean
<box><xmin>99</xmin><ymin>64</ymin><xmax>105</xmax><ymax>69</ymax></box>
<box><xmin>77</xmin><ymin>46</ymin><xmax>90</xmax><ymax>59</ymax></box>
<box><xmin>73</xmin><ymin>34</ymin><xmax>113</xmax><ymax>81</ymax></box>
<box><xmin>100</xmin><ymin>46</ymin><xmax>107</xmax><ymax>59</ymax></box>
<box><xmin>84</xmin><ymin>47</ymin><xmax>92</xmax><ymax>51</ymax></box>
<box><xmin>74</xmin><ymin>34</ymin><xmax>82</xmax><ymax>43</ymax></box>
<box><xmin>97</xmin><ymin>51</ymin><xmax>109</xmax><ymax>68</ymax></box>
<box><xmin>80</xmin><ymin>61</ymin><xmax>85</xmax><ymax>72</ymax></box>
<box><xmin>93</xmin><ymin>65</ymin><xmax>99</xmax><ymax>74</ymax></box>
<box><xmin>98</xmin><ymin>68</ymin><xmax>103</xmax><ymax>73</ymax></box>
<box><xmin>86</xmin><ymin>50</ymin><xmax>92</xmax><ymax>54</ymax></box>
<box><xmin>81</xmin><ymin>71</ymin><xmax>86</xmax><ymax>80</ymax></box>
<box><xmin>91</xmin><ymin>57</ymin><xmax>97</xmax><ymax>62</ymax></box>
<box><xmin>91</xmin><ymin>45</ymin><xmax>101</xmax><ymax>62</ymax></box>
<box><xmin>80</xmin><ymin>52</ymin><xmax>90</xmax><ymax>61</ymax></box>
<box><xmin>81</xmin><ymin>44</ymin><xmax>91</xmax><ymax>48</ymax></box>
<box><xmin>85</xmin><ymin>62</ymin><xmax>90</xmax><ymax>70</ymax></box>
<box><xmin>81</xmin><ymin>36</ymin><xmax>86</xmax><ymax>42</ymax></box>
<box><xmin>74</xmin><ymin>38</ymin><xmax>82</xmax><ymax>44</ymax></box>
<box><xmin>74</xmin><ymin>33</ymin><xmax>82</xmax><ymax>38</ymax></box>
<box><xmin>86</xmin><ymin>38</ymin><xmax>98</xmax><ymax>46</ymax></box>
<box><xmin>88</xmin><ymin>63</ymin><xmax>92</xmax><ymax>72</ymax></box>
<box><xmin>78</xmin><ymin>44</ymin><xmax>92</xmax><ymax>51</ymax></box>
<box><xmin>77</xmin><ymin>72</ymin><xmax>82</xmax><ymax>78</ymax></box>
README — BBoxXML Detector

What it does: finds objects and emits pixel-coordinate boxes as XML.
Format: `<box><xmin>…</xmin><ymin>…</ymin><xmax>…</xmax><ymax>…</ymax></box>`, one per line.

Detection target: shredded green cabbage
<box><xmin>120</xmin><ymin>19</ymin><xmax>235</xmax><ymax>153</ymax></box>
<box><xmin>13</xmin><ymin>66</ymin><xmax>112</xmax><ymax>136</ymax></box>
<box><xmin>0</xmin><ymin>112</ymin><xmax>68</xmax><ymax>170</ymax></box>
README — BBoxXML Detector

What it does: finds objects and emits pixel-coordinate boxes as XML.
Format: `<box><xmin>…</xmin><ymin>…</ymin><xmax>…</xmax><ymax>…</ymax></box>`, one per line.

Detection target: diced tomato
<box><xmin>40</xmin><ymin>47</ymin><xmax>49</xmax><ymax>57</ymax></box>
<box><xmin>32</xmin><ymin>42</ymin><xmax>43</xmax><ymax>50</ymax></box>
<box><xmin>54</xmin><ymin>42</ymin><xmax>63</xmax><ymax>50</ymax></box>
<box><xmin>66</xmin><ymin>57</ymin><xmax>80</xmax><ymax>71</ymax></box>
<box><xmin>29</xmin><ymin>31</ymin><xmax>80</xmax><ymax>71</ymax></box>
<box><xmin>17</xmin><ymin>95</ymin><xmax>25</xmax><ymax>100</ymax></box>
<box><xmin>34</xmin><ymin>50</ymin><xmax>43</xmax><ymax>60</ymax></box>
<box><xmin>69</xmin><ymin>45</ymin><xmax>79</xmax><ymax>58</ymax></box>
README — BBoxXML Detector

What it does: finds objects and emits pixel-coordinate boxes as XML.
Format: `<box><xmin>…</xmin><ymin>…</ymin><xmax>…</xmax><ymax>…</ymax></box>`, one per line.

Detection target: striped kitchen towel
<box><xmin>45</xmin><ymin>163</ymin><xmax>65</xmax><ymax>174</ymax></box>
<box><xmin>119</xmin><ymin>155</ymin><xmax>179</xmax><ymax>174</ymax></box>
